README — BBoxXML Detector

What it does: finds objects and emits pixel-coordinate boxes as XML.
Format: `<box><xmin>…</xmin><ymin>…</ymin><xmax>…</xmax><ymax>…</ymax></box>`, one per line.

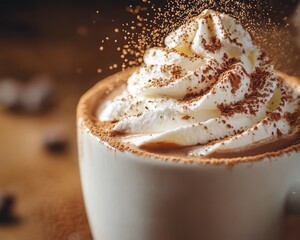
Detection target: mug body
<box><xmin>78</xmin><ymin>119</ymin><xmax>300</xmax><ymax>240</ymax></box>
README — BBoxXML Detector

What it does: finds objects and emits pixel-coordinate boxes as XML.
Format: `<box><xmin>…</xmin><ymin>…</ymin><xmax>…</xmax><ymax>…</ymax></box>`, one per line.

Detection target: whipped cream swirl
<box><xmin>99</xmin><ymin>9</ymin><xmax>300</xmax><ymax>156</ymax></box>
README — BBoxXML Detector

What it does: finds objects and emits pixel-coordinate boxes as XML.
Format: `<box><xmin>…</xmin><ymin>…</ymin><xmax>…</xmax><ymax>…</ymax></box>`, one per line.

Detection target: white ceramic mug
<box><xmin>77</xmin><ymin>76</ymin><xmax>300</xmax><ymax>240</ymax></box>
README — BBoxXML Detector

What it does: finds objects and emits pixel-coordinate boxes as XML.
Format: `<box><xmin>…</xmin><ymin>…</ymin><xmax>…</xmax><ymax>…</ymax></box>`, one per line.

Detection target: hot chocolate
<box><xmin>77</xmin><ymin>9</ymin><xmax>300</xmax><ymax>240</ymax></box>
<box><xmin>88</xmin><ymin>9</ymin><xmax>300</xmax><ymax>162</ymax></box>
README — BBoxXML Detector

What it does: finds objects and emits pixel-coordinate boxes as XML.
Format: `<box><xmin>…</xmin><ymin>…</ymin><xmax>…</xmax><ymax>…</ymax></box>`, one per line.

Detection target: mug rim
<box><xmin>77</xmin><ymin>69</ymin><xmax>300</xmax><ymax>166</ymax></box>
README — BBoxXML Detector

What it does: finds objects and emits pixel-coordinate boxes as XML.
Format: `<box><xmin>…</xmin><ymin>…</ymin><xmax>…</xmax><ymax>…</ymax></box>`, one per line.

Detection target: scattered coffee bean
<box><xmin>0</xmin><ymin>79</ymin><xmax>22</xmax><ymax>111</ymax></box>
<box><xmin>0</xmin><ymin>191</ymin><xmax>16</xmax><ymax>224</ymax></box>
<box><xmin>20</xmin><ymin>76</ymin><xmax>54</xmax><ymax>113</ymax></box>
<box><xmin>43</xmin><ymin>127</ymin><xmax>68</xmax><ymax>153</ymax></box>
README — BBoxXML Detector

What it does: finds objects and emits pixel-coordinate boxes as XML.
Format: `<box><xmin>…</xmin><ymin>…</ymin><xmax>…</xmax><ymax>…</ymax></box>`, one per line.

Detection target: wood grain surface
<box><xmin>0</xmin><ymin>95</ymin><xmax>92</xmax><ymax>240</ymax></box>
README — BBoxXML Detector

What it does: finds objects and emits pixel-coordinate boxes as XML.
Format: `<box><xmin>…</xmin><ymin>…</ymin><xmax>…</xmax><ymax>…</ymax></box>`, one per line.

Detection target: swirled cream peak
<box><xmin>98</xmin><ymin>9</ymin><xmax>300</xmax><ymax>157</ymax></box>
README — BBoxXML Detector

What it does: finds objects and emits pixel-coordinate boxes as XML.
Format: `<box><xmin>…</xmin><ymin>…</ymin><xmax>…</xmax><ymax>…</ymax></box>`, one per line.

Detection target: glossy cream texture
<box><xmin>98</xmin><ymin>9</ymin><xmax>299</xmax><ymax>156</ymax></box>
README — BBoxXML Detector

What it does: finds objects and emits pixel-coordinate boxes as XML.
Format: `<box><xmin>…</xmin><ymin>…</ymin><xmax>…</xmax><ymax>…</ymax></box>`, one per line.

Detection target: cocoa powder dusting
<box><xmin>89</xmin><ymin>2</ymin><xmax>300</xmax><ymax>165</ymax></box>
<box><xmin>78</xmin><ymin>68</ymin><xmax>300</xmax><ymax>166</ymax></box>
<box><xmin>181</xmin><ymin>115</ymin><xmax>191</xmax><ymax>120</ymax></box>
<box><xmin>277</xmin><ymin>128</ymin><xmax>283</xmax><ymax>137</ymax></box>
<box><xmin>285</xmin><ymin>111</ymin><xmax>300</xmax><ymax>127</ymax></box>
<box><xmin>249</xmin><ymin>68</ymin><xmax>269</xmax><ymax>91</ymax></box>
<box><xmin>146</xmin><ymin>65</ymin><xmax>184</xmax><ymax>88</ymax></box>
<box><xmin>269</xmin><ymin>112</ymin><xmax>281</xmax><ymax>122</ymax></box>
<box><xmin>201</xmin><ymin>36</ymin><xmax>222</xmax><ymax>53</ymax></box>
<box><xmin>228</xmin><ymin>72</ymin><xmax>241</xmax><ymax>94</ymax></box>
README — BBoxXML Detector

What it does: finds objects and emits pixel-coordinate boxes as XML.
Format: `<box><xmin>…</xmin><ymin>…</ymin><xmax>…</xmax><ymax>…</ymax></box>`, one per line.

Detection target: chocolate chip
<box><xmin>43</xmin><ymin>127</ymin><xmax>68</xmax><ymax>153</ymax></box>
<box><xmin>20</xmin><ymin>76</ymin><xmax>54</xmax><ymax>113</ymax></box>
<box><xmin>0</xmin><ymin>191</ymin><xmax>16</xmax><ymax>224</ymax></box>
<box><xmin>0</xmin><ymin>79</ymin><xmax>22</xmax><ymax>111</ymax></box>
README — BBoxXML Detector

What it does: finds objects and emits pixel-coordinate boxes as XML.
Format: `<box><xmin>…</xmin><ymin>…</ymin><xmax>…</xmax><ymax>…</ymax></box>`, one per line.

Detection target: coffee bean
<box><xmin>0</xmin><ymin>79</ymin><xmax>22</xmax><ymax>111</ymax></box>
<box><xmin>0</xmin><ymin>191</ymin><xmax>15</xmax><ymax>223</ymax></box>
<box><xmin>20</xmin><ymin>76</ymin><xmax>54</xmax><ymax>113</ymax></box>
<box><xmin>43</xmin><ymin>127</ymin><xmax>68</xmax><ymax>153</ymax></box>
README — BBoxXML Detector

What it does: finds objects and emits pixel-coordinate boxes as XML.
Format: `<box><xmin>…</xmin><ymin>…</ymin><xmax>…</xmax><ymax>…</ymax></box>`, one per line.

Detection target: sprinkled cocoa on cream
<box><xmin>95</xmin><ymin>9</ymin><xmax>300</xmax><ymax>158</ymax></box>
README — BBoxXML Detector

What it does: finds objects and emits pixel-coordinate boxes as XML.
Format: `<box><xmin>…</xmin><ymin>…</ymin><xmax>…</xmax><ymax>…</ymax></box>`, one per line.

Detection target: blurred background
<box><xmin>0</xmin><ymin>0</ymin><xmax>299</xmax><ymax>239</ymax></box>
